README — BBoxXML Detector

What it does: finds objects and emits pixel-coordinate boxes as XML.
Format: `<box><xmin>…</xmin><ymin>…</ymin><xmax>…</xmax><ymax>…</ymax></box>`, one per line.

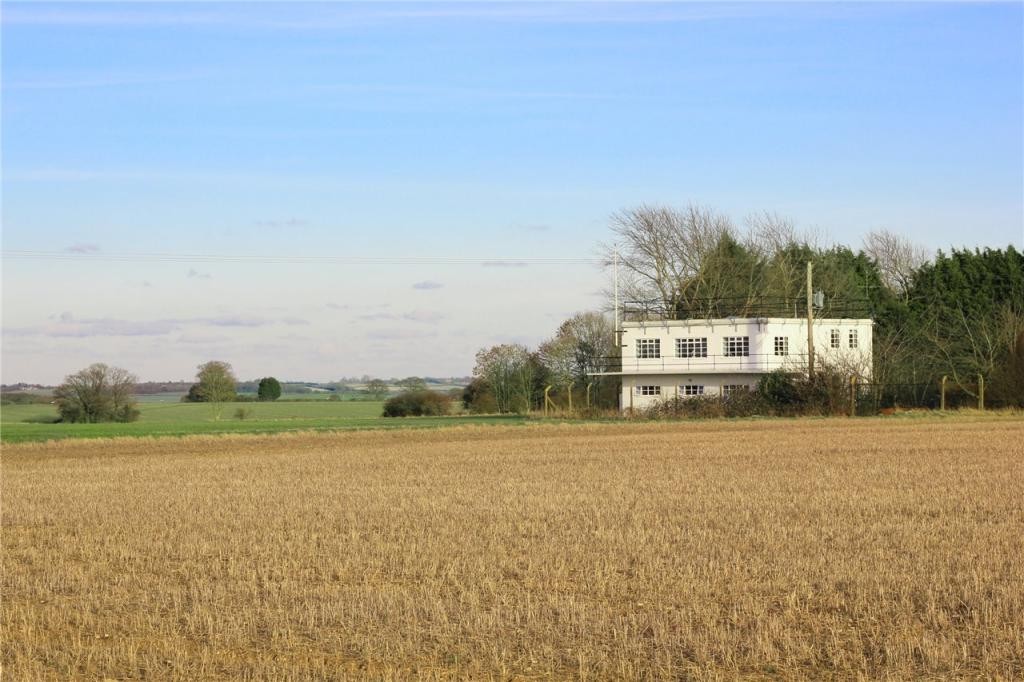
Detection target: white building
<box><xmin>609</xmin><ymin>317</ymin><xmax>873</xmax><ymax>411</ymax></box>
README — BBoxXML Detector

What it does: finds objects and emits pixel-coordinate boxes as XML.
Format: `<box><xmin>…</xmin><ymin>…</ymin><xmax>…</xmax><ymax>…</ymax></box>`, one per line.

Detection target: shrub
<box><xmin>327</xmin><ymin>393</ymin><xmax>341</xmax><ymax>401</ymax></box>
<box><xmin>182</xmin><ymin>383</ymin><xmax>204</xmax><ymax>402</ymax></box>
<box><xmin>645</xmin><ymin>389</ymin><xmax>768</xmax><ymax>420</ymax></box>
<box><xmin>233</xmin><ymin>407</ymin><xmax>254</xmax><ymax>420</ymax></box>
<box><xmin>757</xmin><ymin>370</ymin><xmax>802</xmax><ymax>413</ymax></box>
<box><xmin>382</xmin><ymin>390</ymin><xmax>451</xmax><ymax>417</ymax></box>
<box><xmin>257</xmin><ymin>377</ymin><xmax>282</xmax><ymax>402</ymax></box>
<box><xmin>462</xmin><ymin>378</ymin><xmax>498</xmax><ymax>414</ymax></box>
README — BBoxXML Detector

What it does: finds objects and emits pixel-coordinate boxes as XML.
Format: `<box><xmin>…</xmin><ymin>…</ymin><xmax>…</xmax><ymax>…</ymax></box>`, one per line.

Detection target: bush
<box><xmin>233</xmin><ymin>407</ymin><xmax>254</xmax><ymax>420</ymax></box>
<box><xmin>646</xmin><ymin>390</ymin><xmax>768</xmax><ymax>420</ymax></box>
<box><xmin>257</xmin><ymin>377</ymin><xmax>282</xmax><ymax>401</ymax></box>
<box><xmin>182</xmin><ymin>383</ymin><xmax>204</xmax><ymax>402</ymax></box>
<box><xmin>461</xmin><ymin>378</ymin><xmax>498</xmax><ymax>414</ymax></box>
<box><xmin>753</xmin><ymin>367</ymin><xmax>855</xmax><ymax>416</ymax></box>
<box><xmin>327</xmin><ymin>393</ymin><xmax>341</xmax><ymax>401</ymax></box>
<box><xmin>382</xmin><ymin>390</ymin><xmax>451</xmax><ymax>417</ymax></box>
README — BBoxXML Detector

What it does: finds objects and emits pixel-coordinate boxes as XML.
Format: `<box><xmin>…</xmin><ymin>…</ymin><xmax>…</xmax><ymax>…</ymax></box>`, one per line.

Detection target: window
<box><xmin>681</xmin><ymin>385</ymin><xmax>704</xmax><ymax>396</ymax></box>
<box><xmin>636</xmin><ymin>385</ymin><xmax>661</xmax><ymax>396</ymax></box>
<box><xmin>722</xmin><ymin>384</ymin><xmax>749</xmax><ymax>396</ymax></box>
<box><xmin>830</xmin><ymin>329</ymin><xmax>841</xmax><ymax>349</ymax></box>
<box><xmin>636</xmin><ymin>338</ymin><xmax>660</xmax><ymax>359</ymax></box>
<box><xmin>723</xmin><ymin>336</ymin><xmax>750</xmax><ymax>357</ymax></box>
<box><xmin>774</xmin><ymin>336</ymin><xmax>789</xmax><ymax>356</ymax></box>
<box><xmin>676</xmin><ymin>337</ymin><xmax>708</xmax><ymax>358</ymax></box>
<box><xmin>848</xmin><ymin>329</ymin><xmax>859</xmax><ymax>349</ymax></box>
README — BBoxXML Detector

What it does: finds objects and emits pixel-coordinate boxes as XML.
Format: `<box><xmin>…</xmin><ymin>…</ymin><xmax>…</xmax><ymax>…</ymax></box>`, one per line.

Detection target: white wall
<box><xmin>620</xmin><ymin>318</ymin><xmax>873</xmax><ymax>377</ymax></box>
<box><xmin>621</xmin><ymin>373</ymin><xmax>759</xmax><ymax>410</ymax></box>
<box><xmin>616</xmin><ymin>317</ymin><xmax>873</xmax><ymax>411</ymax></box>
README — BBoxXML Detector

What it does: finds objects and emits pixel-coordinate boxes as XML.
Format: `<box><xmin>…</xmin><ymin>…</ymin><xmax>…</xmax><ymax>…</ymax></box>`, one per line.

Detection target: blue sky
<box><xmin>3</xmin><ymin>1</ymin><xmax>1022</xmax><ymax>383</ymax></box>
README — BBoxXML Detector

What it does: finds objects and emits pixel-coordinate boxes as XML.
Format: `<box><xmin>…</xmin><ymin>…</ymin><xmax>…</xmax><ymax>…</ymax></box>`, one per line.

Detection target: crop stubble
<box><xmin>3</xmin><ymin>418</ymin><xmax>1022</xmax><ymax>679</ymax></box>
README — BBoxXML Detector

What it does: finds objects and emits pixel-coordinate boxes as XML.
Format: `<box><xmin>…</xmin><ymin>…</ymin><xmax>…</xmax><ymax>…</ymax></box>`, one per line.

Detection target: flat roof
<box><xmin>621</xmin><ymin>317</ymin><xmax>873</xmax><ymax>327</ymax></box>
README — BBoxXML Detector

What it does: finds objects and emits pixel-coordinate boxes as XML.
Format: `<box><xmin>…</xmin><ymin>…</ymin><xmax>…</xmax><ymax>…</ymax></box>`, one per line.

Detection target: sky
<box><xmin>2</xmin><ymin>1</ymin><xmax>1022</xmax><ymax>384</ymax></box>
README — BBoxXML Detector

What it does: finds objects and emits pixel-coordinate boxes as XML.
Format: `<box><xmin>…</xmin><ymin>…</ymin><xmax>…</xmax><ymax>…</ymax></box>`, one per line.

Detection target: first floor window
<box><xmin>722</xmin><ymin>384</ymin><xmax>749</xmax><ymax>396</ymax></box>
<box><xmin>849</xmin><ymin>329</ymin><xmax>859</xmax><ymax>349</ymax></box>
<box><xmin>637</xmin><ymin>338</ymin><xmax>661</xmax><ymax>359</ymax></box>
<box><xmin>676</xmin><ymin>337</ymin><xmax>708</xmax><ymax>358</ymax></box>
<box><xmin>774</xmin><ymin>336</ymin><xmax>789</xmax><ymax>356</ymax></box>
<box><xmin>637</xmin><ymin>385</ymin><xmax>661</xmax><ymax>396</ymax></box>
<box><xmin>830</xmin><ymin>329</ymin><xmax>841</xmax><ymax>349</ymax></box>
<box><xmin>681</xmin><ymin>385</ymin><xmax>704</xmax><ymax>396</ymax></box>
<box><xmin>723</xmin><ymin>336</ymin><xmax>750</xmax><ymax>357</ymax></box>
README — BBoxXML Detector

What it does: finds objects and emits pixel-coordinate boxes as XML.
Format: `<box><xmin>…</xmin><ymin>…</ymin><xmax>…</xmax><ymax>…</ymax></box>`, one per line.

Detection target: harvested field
<box><xmin>3</xmin><ymin>417</ymin><xmax>1023</xmax><ymax>680</ymax></box>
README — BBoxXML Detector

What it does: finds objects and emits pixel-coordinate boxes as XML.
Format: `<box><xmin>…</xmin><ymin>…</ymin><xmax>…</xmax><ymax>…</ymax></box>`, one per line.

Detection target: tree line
<box><xmin>465</xmin><ymin>204</ymin><xmax>1023</xmax><ymax>412</ymax></box>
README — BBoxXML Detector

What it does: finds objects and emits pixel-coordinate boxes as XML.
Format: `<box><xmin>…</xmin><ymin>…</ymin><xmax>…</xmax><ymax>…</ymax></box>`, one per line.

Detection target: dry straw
<box><xmin>4</xmin><ymin>417</ymin><xmax>1023</xmax><ymax>680</ymax></box>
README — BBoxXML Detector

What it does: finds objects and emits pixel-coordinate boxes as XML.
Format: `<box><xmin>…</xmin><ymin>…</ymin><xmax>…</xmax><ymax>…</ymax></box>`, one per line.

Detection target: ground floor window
<box><xmin>636</xmin><ymin>385</ymin><xmax>661</xmax><ymax>396</ymax></box>
<box><xmin>722</xmin><ymin>384</ymin><xmax>750</xmax><ymax>396</ymax></box>
<box><xmin>681</xmin><ymin>385</ymin><xmax>704</xmax><ymax>396</ymax></box>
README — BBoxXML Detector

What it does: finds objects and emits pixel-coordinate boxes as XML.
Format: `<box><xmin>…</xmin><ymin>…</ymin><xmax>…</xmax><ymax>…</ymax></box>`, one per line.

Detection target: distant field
<box><xmin>0</xmin><ymin>400</ymin><xmax>521</xmax><ymax>443</ymax></box>
<box><xmin>3</xmin><ymin>417</ymin><xmax>1022</xmax><ymax>680</ymax></box>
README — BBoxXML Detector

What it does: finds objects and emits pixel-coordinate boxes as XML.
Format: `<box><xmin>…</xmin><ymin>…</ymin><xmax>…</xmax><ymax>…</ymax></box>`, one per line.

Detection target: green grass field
<box><xmin>0</xmin><ymin>401</ymin><xmax>525</xmax><ymax>443</ymax></box>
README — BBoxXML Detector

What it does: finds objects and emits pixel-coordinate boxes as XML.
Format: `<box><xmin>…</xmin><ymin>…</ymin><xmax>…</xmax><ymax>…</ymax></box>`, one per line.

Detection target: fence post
<box><xmin>544</xmin><ymin>385</ymin><xmax>553</xmax><ymax>416</ymax></box>
<box><xmin>940</xmin><ymin>375</ymin><xmax>947</xmax><ymax>411</ymax></box>
<box><xmin>586</xmin><ymin>382</ymin><xmax>594</xmax><ymax>409</ymax></box>
<box><xmin>978</xmin><ymin>375</ymin><xmax>984</xmax><ymax>411</ymax></box>
<box><xmin>849</xmin><ymin>376</ymin><xmax>857</xmax><ymax>417</ymax></box>
<box><xmin>567</xmin><ymin>382</ymin><xmax>575</xmax><ymax>413</ymax></box>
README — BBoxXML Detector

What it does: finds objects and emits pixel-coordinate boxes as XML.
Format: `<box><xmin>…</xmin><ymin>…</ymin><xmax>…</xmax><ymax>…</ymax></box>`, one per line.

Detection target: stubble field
<box><xmin>3</xmin><ymin>417</ymin><xmax>1023</xmax><ymax>680</ymax></box>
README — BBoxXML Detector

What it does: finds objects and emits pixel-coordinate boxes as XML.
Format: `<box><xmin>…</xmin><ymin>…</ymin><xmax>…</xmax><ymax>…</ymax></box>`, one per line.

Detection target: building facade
<box><xmin>614</xmin><ymin>317</ymin><xmax>873</xmax><ymax>410</ymax></box>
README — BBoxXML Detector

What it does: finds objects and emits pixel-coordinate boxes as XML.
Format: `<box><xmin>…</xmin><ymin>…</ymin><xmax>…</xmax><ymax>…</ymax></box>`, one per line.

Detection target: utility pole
<box><xmin>613</xmin><ymin>250</ymin><xmax>620</xmax><ymax>347</ymax></box>
<box><xmin>806</xmin><ymin>261</ymin><xmax>815</xmax><ymax>378</ymax></box>
<box><xmin>613</xmin><ymin>250</ymin><xmax>621</xmax><ymax>412</ymax></box>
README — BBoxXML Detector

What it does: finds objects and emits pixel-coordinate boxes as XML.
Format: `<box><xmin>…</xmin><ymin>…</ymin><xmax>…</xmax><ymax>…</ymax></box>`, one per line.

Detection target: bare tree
<box><xmin>54</xmin><ymin>363</ymin><xmax>139</xmax><ymax>423</ymax></box>
<box><xmin>538</xmin><ymin>311</ymin><xmax>616</xmax><ymax>385</ymax></box>
<box><xmin>603</xmin><ymin>204</ymin><xmax>735</xmax><ymax>315</ymax></box>
<box><xmin>862</xmin><ymin>229</ymin><xmax>930</xmax><ymax>300</ymax></box>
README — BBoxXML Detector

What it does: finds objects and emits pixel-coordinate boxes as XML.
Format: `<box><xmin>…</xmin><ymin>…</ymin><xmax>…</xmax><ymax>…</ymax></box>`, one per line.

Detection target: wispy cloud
<box><xmin>187</xmin><ymin>268</ymin><xmax>212</xmax><ymax>280</ymax></box>
<box><xmin>255</xmin><ymin>218</ymin><xmax>309</xmax><ymax>229</ymax></box>
<box><xmin>370</xmin><ymin>328</ymin><xmax>439</xmax><ymax>341</ymax></box>
<box><xmin>65</xmin><ymin>243</ymin><xmax>100</xmax><ymax>253</ymax></box>
<box><xmin>2</xmin><ymin>4</ymin><xmax>771</xmax><ymax>29</ymax></box>
<box><xmin>412</xmin><ymin>280</ymin><xmax>444</xmax><ymax>290</ymax></box>
<box><xmin>306</xmin><ymin>82</ymin><xmax>612</xmax><ymax>101</ymax></box>
<box><xmin>512</xmin><ymin>224</ymin><xmax>552</xmax><ymax>233</ymax></box>
<box><xmin>7</xmin><ymin>315</ymin><xmax>178</xmax><ymax>338</ymax></box>
<box><xmin>482</xmin><ymin>260</ymin><xmax>529</xmax><ymax>268</ymax></box>
<box><xmin>357</xmin><ymin>310</ymin><xmax>444</xmax><ymax>324</ymax></box>
<box><xmin>4</xmin><ymin>71</ymin><xmax>215</xmax><ymax>90</ymax></box>
<box><xmin>4</xmin><ymin>313</ymin><xmax>309</xmax><ymax>338</ymax></box>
